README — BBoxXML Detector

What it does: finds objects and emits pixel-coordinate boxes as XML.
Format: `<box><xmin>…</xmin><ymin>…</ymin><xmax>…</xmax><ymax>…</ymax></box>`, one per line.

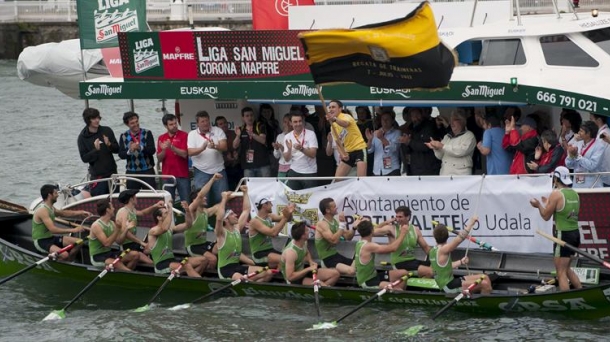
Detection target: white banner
<box><xmin>247</xmin><ymin>175</ymin><xmax>554</xmax><ymax>253</ymax></box>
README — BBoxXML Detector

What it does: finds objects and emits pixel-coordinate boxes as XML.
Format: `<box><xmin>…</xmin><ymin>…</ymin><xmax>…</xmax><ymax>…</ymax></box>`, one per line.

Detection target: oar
<box><xmin>167</xmin><ymin>267</ymin><xmax>275</xmax><ymax>311</ymax></box>
<box><xmin>42</xmin><ymin>249</ymin><xmax>129</xmax><ymax>321</ymax></box>
<box><xmin>310</xmin><ymin>274</ymin><xmax>409</xmax><ymax>330</ymax></box>
<box><xmin>55</xmin><ymin>217</ymin><xmax>91</xmax><ymax>231</ymax></box>
<box><xmin>133</xmin><ymin>258</ymin><xmax>188</xmax><ymax>312</ymax></box>
<box><xmin>536</xmin><ymin>229</ymin><xmax>610</xmax><ymax>270</ymax></box>
<box><xmin>0</xmin><ymin>198</ymin><xmax>28</xmax><ymax>214</ymax></box>
<box><xmin>312</xmin><ymin>270</ymin><xmax>322</xmax><ymax>319</ymax></box>
<box><xmin>0</xmin><ymin>239</ymin><xmax>84</xmax><ymax>286</ymax></box>
<box><xmin>431</xmin><ymin>274</ymin><xmax>486</xmax><ymax>320</ymax></box>
<box><xmin>432</xmin><ymin>220</ymin><xmax>497</xmax><ymax>251</ymax></box>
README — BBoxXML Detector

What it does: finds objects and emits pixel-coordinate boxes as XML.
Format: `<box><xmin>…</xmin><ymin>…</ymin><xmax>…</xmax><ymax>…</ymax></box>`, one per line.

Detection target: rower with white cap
<box><xmin>248</xmin><ymin>195</ymin><xmax>295</xmax><ymax>268</ymax></box>
<box><xmin>530</xmin><ymin>166</ymin><xmax>582</xmax><ymax>291</ymax></box>
<box><xmin>215</xmin><ymin>186</ymin><xmax>275</xmax><ymax>282</ymax></box>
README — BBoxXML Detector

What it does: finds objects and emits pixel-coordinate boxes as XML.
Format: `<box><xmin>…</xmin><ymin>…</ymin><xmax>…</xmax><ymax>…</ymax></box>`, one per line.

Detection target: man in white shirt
<box><xmin>590</xmin><ymin>113</ymin><xmax>610</xmax><ymax>187</ymax></box>
<box><xmin>283</xmin><ymin>112</ymin><xmax>318</xmax><ymax>190</ymax></box>
<box><xmin>188</xmin><ymin>110</ymin><xmax>228</xmax><ymax>206</ymax></box>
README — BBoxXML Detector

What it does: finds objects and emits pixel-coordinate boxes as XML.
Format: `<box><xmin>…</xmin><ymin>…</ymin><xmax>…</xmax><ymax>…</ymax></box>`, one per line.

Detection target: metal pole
<box><xmin>515</xmin><ymin>0</ymin><xmax>522</xmax><ymax>26</ymax></box>
<box><xmin>469</xmin><ymin>0</ymin><xmax>479</xmax><ymax>27</ymax></box>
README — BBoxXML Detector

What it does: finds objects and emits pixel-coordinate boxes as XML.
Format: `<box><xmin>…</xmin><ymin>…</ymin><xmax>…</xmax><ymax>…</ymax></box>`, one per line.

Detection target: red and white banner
<box><xmin>252</xmin><ymin>0</ymin><xmax>315</xmax><ymax>30</ymax></box>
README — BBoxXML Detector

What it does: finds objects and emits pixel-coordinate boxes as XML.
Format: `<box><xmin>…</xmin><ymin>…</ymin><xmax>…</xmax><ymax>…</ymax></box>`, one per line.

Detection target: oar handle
<box><xmin>56</xmin><ymin>218</ymin><xmax>90</xmax><ymax>231</ymax></box>
<box><xmin>536</xmin><ymin>229</ymin><xmax>610</xmax><ymax>269</ymax></box>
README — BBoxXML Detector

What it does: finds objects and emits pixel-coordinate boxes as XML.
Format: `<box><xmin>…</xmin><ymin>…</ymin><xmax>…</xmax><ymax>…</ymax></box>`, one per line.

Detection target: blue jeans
<box><xmin>163</xmin><ymin>177</ymin><xmax>191</xmax><ymax>202</ymax></box>
<box><xmin>193</xmin><ymin>169</ymin><xmax>228</xmax><ymax>207</ymax></box>
<box><xmin>244</xmin><ymin>165</ymin><xmax>272</xmax><ymax>178</ymax></box>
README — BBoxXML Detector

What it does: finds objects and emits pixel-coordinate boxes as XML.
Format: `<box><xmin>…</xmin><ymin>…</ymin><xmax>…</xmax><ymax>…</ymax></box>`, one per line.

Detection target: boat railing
<box><xmin>55</xmin><ymin>174</ymin><xmax>176</xmax><ymax>210</ymax></box>
<box><xmin>2</xmin><ymin>0</ymin><xmax>610</xmax><ymax>23</ymax></box>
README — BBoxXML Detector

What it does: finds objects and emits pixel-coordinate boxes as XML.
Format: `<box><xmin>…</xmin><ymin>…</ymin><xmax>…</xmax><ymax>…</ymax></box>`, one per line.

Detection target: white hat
<box><xmin>223</xmin><ymin>209</ymin><xmax>234</xmax><ymax>220</ymax></box>
<box><xmin>256</xmin><ymin>197</ymin><xmax>274</xmax><ymax>207</ymax></box>
<box><xmin>553</xmin><ymin>166</ymin><xmax>572</xmax><ymax>186</ymax></box>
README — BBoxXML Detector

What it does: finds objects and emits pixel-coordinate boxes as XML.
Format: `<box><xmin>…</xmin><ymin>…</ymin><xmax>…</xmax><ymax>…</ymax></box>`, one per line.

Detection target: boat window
<box><xmin>478</xmin><ymin>39</ymin><xmax>526</xmax><ymax>66</ymax></box>
<box><xmin>582</xmin><ymin>27</ymin><xmax>610</xmax><ymax>56</ymax></box>
<box><xmin>455</xmin><ymin>40</ymin><xmax>483</xmax><ymax>65</ymax></box>
<box><xmin>540</xmin><ymin>35</ymin><xmax>599</xmax><ymax>67</ymax></box>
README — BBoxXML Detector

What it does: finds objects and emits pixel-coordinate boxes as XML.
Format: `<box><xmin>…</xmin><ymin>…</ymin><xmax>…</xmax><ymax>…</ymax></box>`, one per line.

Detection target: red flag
<box><xmin>252</xmin><ymin>0</ymin><xmax>315</xmax><ymax>30</ymax></box>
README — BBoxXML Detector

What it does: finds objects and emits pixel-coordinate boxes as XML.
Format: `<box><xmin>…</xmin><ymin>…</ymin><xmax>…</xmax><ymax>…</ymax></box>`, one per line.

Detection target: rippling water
<box><xmin>1</xmin><ymin>60</ymin><xmax>609</xmax><ymax>341</ymax></box>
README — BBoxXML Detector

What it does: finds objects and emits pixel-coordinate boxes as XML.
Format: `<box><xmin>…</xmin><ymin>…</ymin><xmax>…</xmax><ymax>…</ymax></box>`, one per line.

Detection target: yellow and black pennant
<box><xmin>298</xmin><ymin>1</ymin><xmax>456</xmax><ymax>90</ymax></box>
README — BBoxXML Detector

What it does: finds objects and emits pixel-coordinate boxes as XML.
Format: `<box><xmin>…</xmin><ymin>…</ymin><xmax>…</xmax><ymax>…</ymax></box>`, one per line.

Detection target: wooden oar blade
<box><xmin>133</xmin><ymin>304</ymin><xmax>152</xmax><ymax>313</ymax></box>
<box><xmin>42</xmin><ymin>309</ymin><xmax>65</xmax><ymax>321</ymax></box>
<box><xmin>307</xmin><ymin>321</ymin><xmax>338</xmax><ymax>330</ymax></box>
<box><xmin>167</xmin><ymin>303</ymin><xmax>191</xmax><ymax>311</ymax></box>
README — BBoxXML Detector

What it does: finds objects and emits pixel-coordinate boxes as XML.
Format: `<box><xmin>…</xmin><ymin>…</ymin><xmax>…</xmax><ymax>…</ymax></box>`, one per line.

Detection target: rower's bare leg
<box><xmin>204</xmin><ymin>251</ymin><xmax>217</xmax><ymax>271</ymax></box>
<box><xmin>267</xmin><ymin>253</ymin><xmax>281</xmax><ymax>270</ymax></box>
<box><xmin>462</xmin><ymin>274</ymin><xmax>492</xmax><ymax>294</ymax></box>
<box><xmin>189</xmin><ymin>256</ymin><xmax>208</xmax><ymax>275</ymax></box>
<box><xmin>182</xmin><ymin>263</ymin><xmax>201</xmax><ymax>278</ymax></box>
<box><xmin>417</xmin><ymin>265</ymin><xmax>434</xmax><ymax>278</ymax></box>
<box><xmin>317</xmin><ymin>268</ymin><xmax>340</xmax><ymax>286</ymax></box>
<box><xmin>106</xmin><ymin>258</ymin><xmax>130</xmax><ymax>271</ymax></box>
<box><xmin>48</xmin><ymin>245</ymin><xmax>70</xmax><ymax>261</ymax></box>
<box><xmin>123</xmin><ymin>251</ymin><xmax>140</xmax><ymax>270</ymax></box>
<box><xmin>566</xmin><ymin>256</ymin><xmax>582</xmax><ymax>290</ymax></box>
<box><xmin>247</xmin><ymin>266</ymin><xmax>274</xmax><ymax>282</ymax></box>
<box><xmin>388</xmin><ymin>269</ymin><xmax>408</xmax><ymax>290</ymax></box>
<box><xmin>335</xmin><ymin>262</ymin><xmax>355</xmax><ymax>276</ymax></box>
<box><xmin>64</xmin><ymin>236</ymin><xmax>83</xmax><ymax>261</ymax></box>
<box><xmin>555</xmin><ymin>256</ymin><xmax>580</xmax><ymax>291</ymax></box>
<box><xmin>137</xmin><ymin>252</ymin><xmax>154</xmax><ymax>266</ymax></box>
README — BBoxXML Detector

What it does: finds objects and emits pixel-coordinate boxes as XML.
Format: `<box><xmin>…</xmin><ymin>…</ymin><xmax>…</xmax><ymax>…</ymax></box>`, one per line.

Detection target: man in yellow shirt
<box><xmin>327</xmin><ymin>100</ymin><xmax>368</xmax><ymax>178</ymax></box>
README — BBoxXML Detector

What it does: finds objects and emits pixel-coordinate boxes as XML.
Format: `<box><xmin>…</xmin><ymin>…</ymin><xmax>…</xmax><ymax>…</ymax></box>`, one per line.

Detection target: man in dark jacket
<box><xmin>77</xmin><ymin>108</ymin><xmax>119</xmax><ymax>196</ymax></box>
<box><xmin>400</xmin><ymin>108</ymin><xmax>443</xmax><ymax>175</ymax></box>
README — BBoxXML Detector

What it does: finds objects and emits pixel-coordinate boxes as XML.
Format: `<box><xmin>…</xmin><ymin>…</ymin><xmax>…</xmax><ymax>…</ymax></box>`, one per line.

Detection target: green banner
<box><xmin>124</xmin><ymin>32</ymin><xmax>164</xmax><ymax>78</ymax></box>
<box><xmin>77</xmin><ymin>0</ymin><xmax>148</xmax><ymax>50</ymax></box>
<box><xmin>78</xmin><ymin>79</ymin><xmax>610</xmax><ymax>115</ymax></box>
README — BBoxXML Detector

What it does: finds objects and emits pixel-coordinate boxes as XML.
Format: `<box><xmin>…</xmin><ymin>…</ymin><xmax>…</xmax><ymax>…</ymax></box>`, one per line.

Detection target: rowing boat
<box><xmin>1</xmin><ymin>215</ymin><xmax>609</xmax><ymax>320</ymax></box>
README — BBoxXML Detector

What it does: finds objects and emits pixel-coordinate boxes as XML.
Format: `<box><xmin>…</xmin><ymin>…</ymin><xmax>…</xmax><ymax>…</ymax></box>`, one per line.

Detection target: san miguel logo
<box><xmin>133</xmin><ymin>37</ymin><xmax>160</xmax><ymax>74</ymax></box>
<box><xmin>282</xmin><ymin>84</ymin><xmax>318</xmax><ymax>97</ymax></box>
<box><xmin>95</xmin><ymin>0</ymin><xmax>140</xmax><ymax>44</ymax></box>
<box><xmin>84</xmin><ymin>84</ymin><xmax>122</xmax><ymax>97</ymax></box>
<box><xmin>462</xmin><ymin>85</ymin><xmax>506</xmax><ymax>99</ymax></box>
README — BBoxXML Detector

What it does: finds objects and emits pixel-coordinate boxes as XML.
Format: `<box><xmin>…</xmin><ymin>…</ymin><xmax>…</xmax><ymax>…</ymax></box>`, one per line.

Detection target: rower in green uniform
<box><xmin>147</xmin><ymin>201</ymin><xmax>208</xmax><ymax>277</ymax></box>
<box><xmin>187</xmin><ymin>172</ymin><xmax>224</xmax><ymax>271</ymax></box>
<box><xmin>281</xmin><ymin>221</ymin><xmax>340</xmax><ymax>286</ymax></box>
<box><xmin>32</xmin><ymin>184</ymin><xmax>90</xmax><ymax>260</ymax></box>
<box><xmin>115</xmin><ymin>189</ymin><xmax>163</xmax><ymax>265</ymax></box>
<box><xmin>88</xmin><ymin>199</ymin><xmax>139</xmax><ymax>270</ymax></box>
<box><xmin>354</xmin><ymin>220</ymin><xmax>409</xmax><ymax>289</ymax></box>
<box><xmin>374</xmin><ymin>206</ymin><xmax>433</xmax><ymax>278</ymax></box>
<box><xmin>215</xmin><ymin>187</ymin><xmax>274</xmax><ymax>282</ymax></box>
<box><xmin>315</xmin><ymin>198</ymin><xmax>355</xmax><ymax>276</ymax></box>
<box><xmin>429</xmin><ymin>217</ymin><xmax>492</xmax><ymax>294</ymax></box>
<box><xmin>530</xmin><ymin>166</ymin><xmax>583</xmax><ymax>291</ymax></box>
<box><xmin>248</xmin><ymin>196</ymin><xmax>292</xmax><ymax>268</ymax></box>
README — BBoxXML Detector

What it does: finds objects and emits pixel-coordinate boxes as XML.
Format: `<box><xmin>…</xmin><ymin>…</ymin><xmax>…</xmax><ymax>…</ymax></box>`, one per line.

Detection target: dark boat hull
<box><xmin>1</xmin><ymin>231</ymin><xmax>610</xmax><ymax>319</ymax></box>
